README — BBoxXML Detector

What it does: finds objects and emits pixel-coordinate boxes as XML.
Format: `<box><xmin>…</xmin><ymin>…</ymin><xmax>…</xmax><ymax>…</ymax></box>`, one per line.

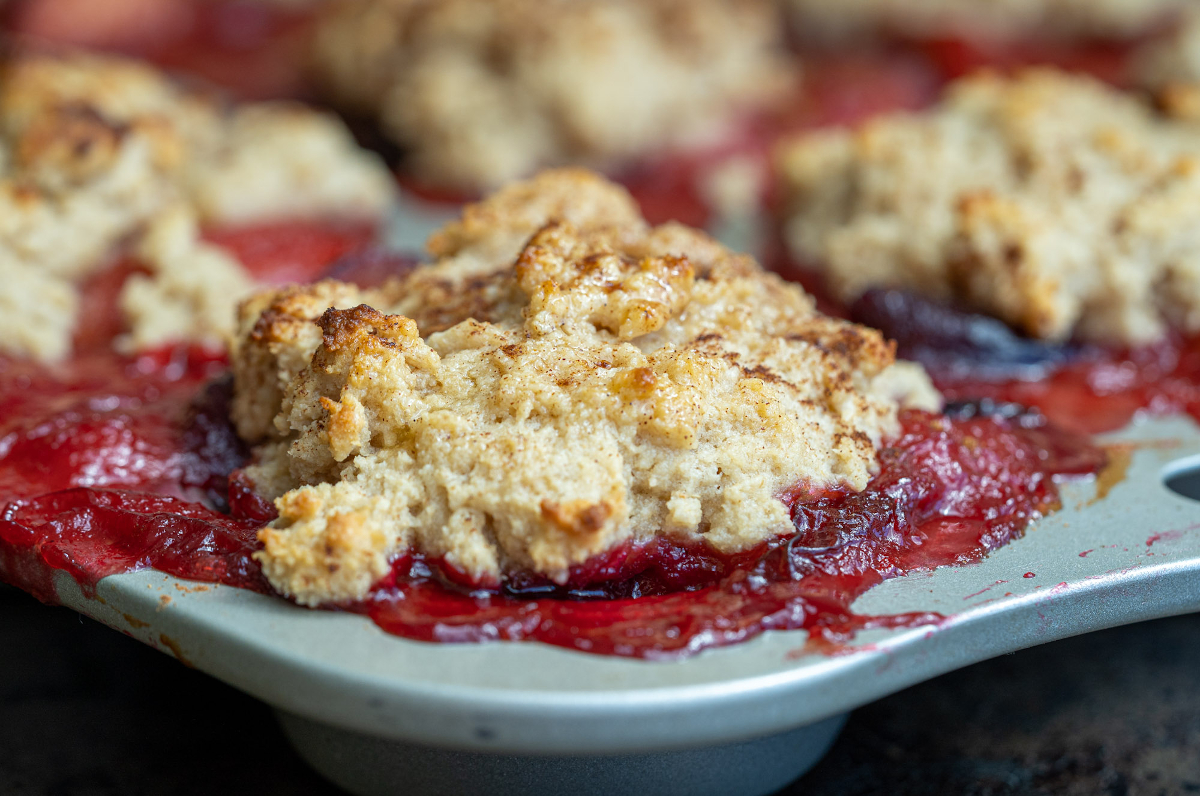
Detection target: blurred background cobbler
<box><xmin>4</xmin><ymin>0</ymin><xmax>1200</xmax><ymax>793</ymax></box>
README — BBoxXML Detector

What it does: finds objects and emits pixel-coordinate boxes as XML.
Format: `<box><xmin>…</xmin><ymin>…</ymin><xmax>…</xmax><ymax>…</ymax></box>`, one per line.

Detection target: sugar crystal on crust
<box><xmin>233</xmin><ymin>169</ymin><xmax>939</xmax><ymax>606</ymax></box>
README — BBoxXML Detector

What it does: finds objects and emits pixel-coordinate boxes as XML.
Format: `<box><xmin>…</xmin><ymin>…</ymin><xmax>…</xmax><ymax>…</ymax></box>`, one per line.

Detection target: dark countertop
<box><xmin>3</xmin><ymin>584</ymin><xmax>1199</xmax><ymax>796</ymax></box>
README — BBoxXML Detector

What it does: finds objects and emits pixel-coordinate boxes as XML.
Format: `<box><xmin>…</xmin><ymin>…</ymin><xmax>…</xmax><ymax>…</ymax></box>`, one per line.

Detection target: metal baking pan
<box><xmin>36</xmin><ymin>412</ymin><xmax>1200</xmax><ymax>796</ymax></box>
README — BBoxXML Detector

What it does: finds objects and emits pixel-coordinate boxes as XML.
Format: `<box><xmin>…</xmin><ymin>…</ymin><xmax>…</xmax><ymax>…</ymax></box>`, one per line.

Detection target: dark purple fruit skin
<box><xmin>321</xmin><ymin>247</ymin><xmax>419</xmax><ymax>289</ymax></box>
<box><xmin>850</xmin><ymin>289</ymin><xmax>1086</xmax><ymax>381</ymax></box>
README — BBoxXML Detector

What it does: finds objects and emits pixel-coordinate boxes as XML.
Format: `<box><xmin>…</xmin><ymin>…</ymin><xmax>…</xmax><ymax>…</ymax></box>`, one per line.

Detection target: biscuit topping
<box><xmin>311</xmin><ymin>0</ymin><xmax>795</xmax><ymax>190</ymax></box>
<box><xmin>779</xmin><ymin>69</ymin><xmax>1200</xmax><ymax>345</ymax></box>
<box><xmin>233</xmin><ymin>169</ymin><xmax>938</xmax><ymax>605</ymax></box>
<box><xmin>0</xmin><ymin>51</ymin><xmax>393</xmax><ymax>362</ymax></box>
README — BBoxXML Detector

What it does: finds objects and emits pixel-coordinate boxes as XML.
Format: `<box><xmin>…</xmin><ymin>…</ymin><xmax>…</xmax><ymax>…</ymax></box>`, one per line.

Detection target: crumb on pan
<box><xmin>310</xmin><ymin>0</ymin><xmax>796</xmax><ymax>190</ymax></box>
<box><xmin>778</xmin><ymin>68</ymin><xmax>1200</xmax><ymax>346</ymax></box>
<box><xmin>233</xmin><ymin>168</ymin><xmax>939</xmax><ymax>606</ymax></box>
<box><xmin>0</xmin><ymin>50</ymin><xmax>393</xmax><ymax>362</ymax></box>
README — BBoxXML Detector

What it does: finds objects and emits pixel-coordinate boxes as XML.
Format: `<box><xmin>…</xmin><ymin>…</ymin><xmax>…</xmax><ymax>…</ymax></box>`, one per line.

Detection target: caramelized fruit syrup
<box><xmin>363</xmin><ymin>407</ymin><xmax>1101</xmax><ymax>658</ymax></box>
<box><xmin>936</xmin><ymin>340</ymin><xmax>1200</xmax><ymax>436</ymax></box>
<box><xmin>0</xmin><ymin>223</ymin><xmax>387</xmax><ymax>604</ymax></box>
<box><xmin>916</xmin><ymin>35</ymin><xmax>1145</xmax><ymax>86</ymax></box>
<box><xmin>847</xmin><ymin>286</ymin><xmax>1200</xmax><ymax>436</ymax></box>
<box><xmin>4</xmin><ymin>0</ymin><xmax>316</xmax><ymax>100</ymax></box>
<box><xmin>0</xmin><ymin>222</ymin><xmax>1107</xmax><ymax>659</ymax></box>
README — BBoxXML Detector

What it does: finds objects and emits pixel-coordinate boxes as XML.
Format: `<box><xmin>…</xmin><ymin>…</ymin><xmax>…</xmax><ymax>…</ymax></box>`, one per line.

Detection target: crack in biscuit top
<box><xmin>234</xmin><ymin>169</ymin><xmax>938</xmax><ymax>606</ymax></box>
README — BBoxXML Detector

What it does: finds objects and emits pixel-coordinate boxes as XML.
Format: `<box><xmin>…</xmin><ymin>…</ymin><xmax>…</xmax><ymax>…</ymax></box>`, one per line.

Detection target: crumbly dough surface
<box><xmin>786</xmin><ymin>0</ymin><xmax>1187</xmax><ymax>41</ymax></box>
<box><xmin>310</xmin><ymin>0</ymin><xmax>795</xmax><ymax>190</ymax></box>
<box><xmin>0</xmin><ymin>51</ymin><xmax>393</xmax><ymax>362</ymax></box>
<box><xmin>778</xmin><ymin>69</ymin><xmax>1200</xmax><ymax>345</ymax></box>
<box><xmin>232</xmin><ymin>169</ymin><xmax>938</xmax><ymax>606</ymax></box>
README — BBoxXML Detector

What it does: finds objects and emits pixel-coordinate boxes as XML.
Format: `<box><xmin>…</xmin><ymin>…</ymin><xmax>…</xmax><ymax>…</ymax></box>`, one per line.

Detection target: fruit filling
<box><xmin>0</xmin><ymin>370</ymin><xmax>1102</xmax><ymax>658</ymax></box>
<box><xmin>4</xmin><ymin>0</ymin><xmax>320</xmax><ymax>99</ymax></box>
<box><xmin>850</xmin><ymin>288</ymin><xmax>1200</xmax><ymax>435</ymax></box>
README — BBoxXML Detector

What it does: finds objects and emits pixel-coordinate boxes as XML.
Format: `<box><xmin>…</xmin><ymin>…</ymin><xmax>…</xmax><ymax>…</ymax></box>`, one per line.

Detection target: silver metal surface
<box><xmin>45</xmin><ymin>414</ymin><xmax>1200</xmax><ymax>764</ymax></box>
<box><xmin>277</xmin><ymin>710</ymin><xmax>847</xmax><ymax>796</ymax></box>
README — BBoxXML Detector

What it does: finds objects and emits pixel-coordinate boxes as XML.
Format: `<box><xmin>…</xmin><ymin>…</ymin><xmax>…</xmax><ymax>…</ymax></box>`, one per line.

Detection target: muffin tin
<box><xmin>40</xmin><ymin>412</ymin><xmax>1200</xmax><ymax>796</ymax></box>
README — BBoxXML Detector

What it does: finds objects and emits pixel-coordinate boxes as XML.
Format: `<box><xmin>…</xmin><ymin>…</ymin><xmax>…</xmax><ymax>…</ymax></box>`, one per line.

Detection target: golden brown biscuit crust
<box><xmin>234</xmin><ymin>169</ymin><xmax>938</xmax><ymax>605</ymax></box>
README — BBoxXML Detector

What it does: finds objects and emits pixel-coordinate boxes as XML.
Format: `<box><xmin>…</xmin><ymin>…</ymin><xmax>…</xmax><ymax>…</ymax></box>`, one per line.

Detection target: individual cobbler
<box><xmin>0</xmin><ymin>50</ymin><xmax>393</xmax><ymax>362</ymax></box>
<box><xmin>785</xmin><ymin>0</ymin><xmax>1188</xmax><ymax>42</ymax></box>
<box><xmin>777</xmin><ymin>68</ymin><xmax>1200</xmax><ymax>346</ymax></box>
<box><xmin>309</xmin><ymin>0</ymin><xmax>795</xmax><ymax>191</ymax></box>
<box><xmin>231</xmin><ymin>170</ymin><xmax>938</xmax><ymax>605</ymax></box>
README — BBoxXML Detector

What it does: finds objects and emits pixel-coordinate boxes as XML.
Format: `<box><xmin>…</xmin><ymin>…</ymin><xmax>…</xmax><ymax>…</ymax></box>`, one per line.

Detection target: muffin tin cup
<box><xmin>30</xmin><ymin>415</ymin><xmax>1200</xmax><ymax>795</ymax></box>
<box><xmin>277</xmin><ymin>710</ymin><xmax>848</xmax><ymax>796</ymax></box>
